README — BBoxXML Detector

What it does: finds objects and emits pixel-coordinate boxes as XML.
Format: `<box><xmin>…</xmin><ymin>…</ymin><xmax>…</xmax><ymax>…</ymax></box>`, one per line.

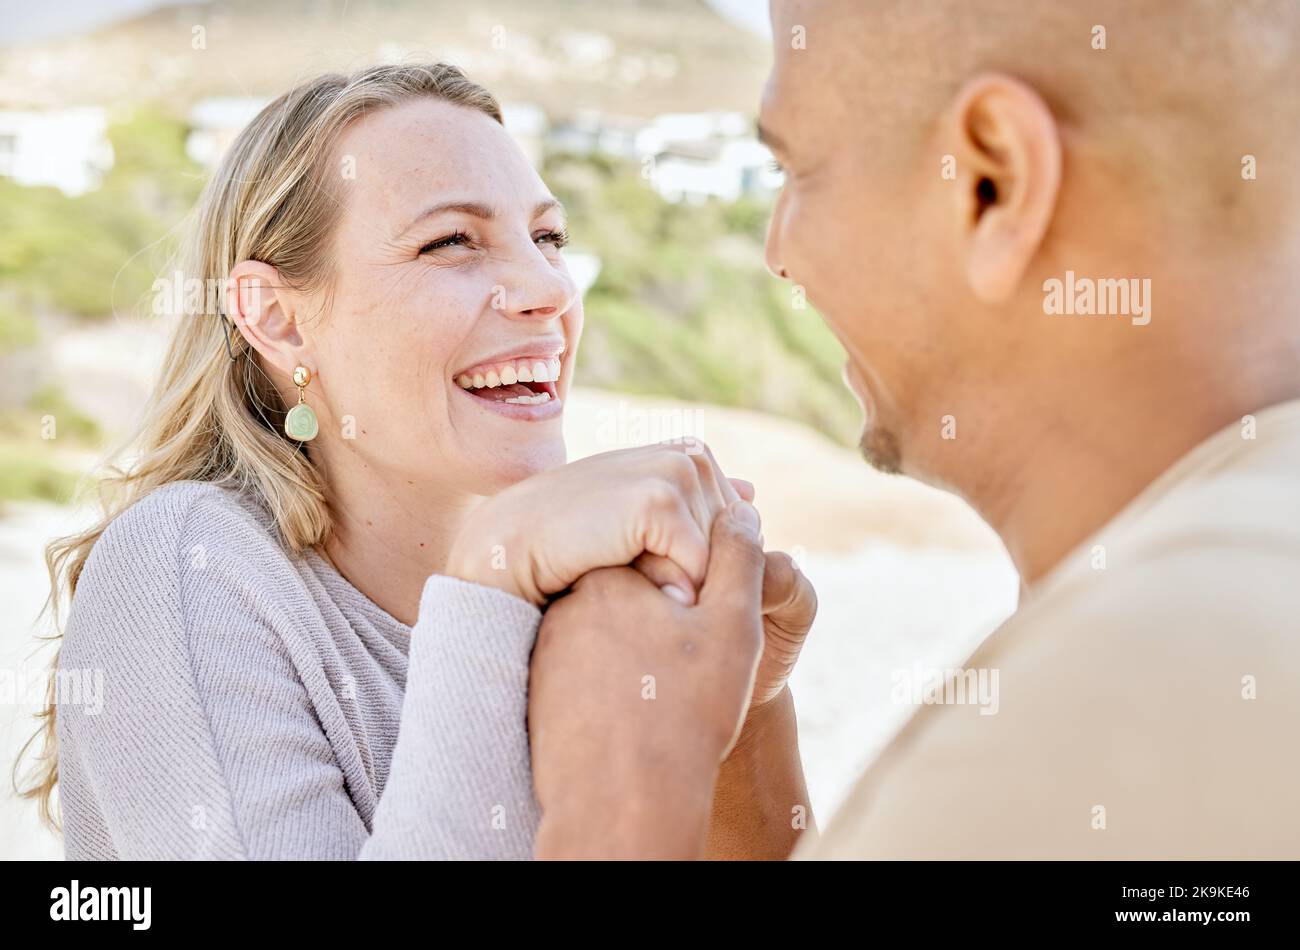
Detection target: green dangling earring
<box><xmin>284</xmin><ymin>365</ymin><xmax>319</xmax><ymax>442</ymax></box>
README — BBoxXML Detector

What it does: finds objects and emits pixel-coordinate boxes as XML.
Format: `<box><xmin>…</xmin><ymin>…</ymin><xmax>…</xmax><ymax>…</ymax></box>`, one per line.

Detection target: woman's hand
<box><xmin>445</xmin><ymin>441</ymin><xmax>745</xmax><ymax>606</ymax></box>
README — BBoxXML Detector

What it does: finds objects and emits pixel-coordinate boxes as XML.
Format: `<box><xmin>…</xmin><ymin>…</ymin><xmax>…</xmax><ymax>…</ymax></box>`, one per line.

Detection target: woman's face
<box><xmin>306</xmin><ymin>96</ymin><xmax>582</xmax><ymax>495</ymax></box>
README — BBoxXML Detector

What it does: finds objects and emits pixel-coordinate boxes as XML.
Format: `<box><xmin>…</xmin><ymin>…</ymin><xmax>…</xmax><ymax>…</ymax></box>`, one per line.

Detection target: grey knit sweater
<box><xmin>55</xmin><ymin>479</ymin><xmax>543</xmax><ymax>859</ymax></box>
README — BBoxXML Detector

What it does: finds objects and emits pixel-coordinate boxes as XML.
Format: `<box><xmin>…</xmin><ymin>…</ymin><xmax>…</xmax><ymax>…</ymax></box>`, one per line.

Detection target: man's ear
<box><xmin>947</xmin><ymin>74</ymin><xmax>1062</xmax><ymax>304</ymax></box>
<box><xmin>224</xmin><ymin>260</ymin><xmax>310</xmax><ymax>377</ymax></box>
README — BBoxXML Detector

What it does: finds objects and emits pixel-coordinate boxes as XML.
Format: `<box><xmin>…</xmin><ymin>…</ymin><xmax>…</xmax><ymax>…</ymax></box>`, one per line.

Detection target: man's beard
<box><xmin>859</xmin><ymin>424</ymin><xmax>902</xmax><ymax>475</ymax></box>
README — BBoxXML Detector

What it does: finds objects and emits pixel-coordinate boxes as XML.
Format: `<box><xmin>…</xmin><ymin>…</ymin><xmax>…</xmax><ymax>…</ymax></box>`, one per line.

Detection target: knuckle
<box><xmin>641</xmin><ymin>478</ymin><xmax>683</xmax><ymax>515</ymax></box>
<box><xmin>695</xmin><ymin>439</ymin><xmax>719</xmax><ymax>468</ymax></box>
<box><xmin>658</xmin><ymin>450</ymin><xmax>698</xmax><ymax>486</ymax></box>
<box><xmin>767</xmin><ymin>550</ymin><xmax>796</xmax><ymax>585</ymax></box>
<box><xmin>687</xmin><ymin>448</ymin><xmax>717</xmax><ymax>480</ymax></box>
<box><xmin>770</xmin><ymin>549</ymin><xmax>797</xmax><ymax>574</ymax></box>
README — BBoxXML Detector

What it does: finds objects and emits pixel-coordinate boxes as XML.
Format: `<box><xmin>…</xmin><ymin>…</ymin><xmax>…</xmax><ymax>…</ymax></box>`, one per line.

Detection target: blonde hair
<box><xmin>13</xmin><ymin>62</ymin><xmax>502</xmax><ymax>830</ymax></box>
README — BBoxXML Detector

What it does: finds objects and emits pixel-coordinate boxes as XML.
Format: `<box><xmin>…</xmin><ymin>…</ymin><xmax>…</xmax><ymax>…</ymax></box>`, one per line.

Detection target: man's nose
<box><xmin>764</xmin><ymin>199</ymin><xmax>789</xmax><ymax>280</ymax></box>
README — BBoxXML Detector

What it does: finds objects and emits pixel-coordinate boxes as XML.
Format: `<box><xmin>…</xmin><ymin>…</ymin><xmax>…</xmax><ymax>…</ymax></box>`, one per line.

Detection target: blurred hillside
<box><xmin>0</xmin><ymin>0</ymin><xmax>770</xmax><ymax>116</ymax></box>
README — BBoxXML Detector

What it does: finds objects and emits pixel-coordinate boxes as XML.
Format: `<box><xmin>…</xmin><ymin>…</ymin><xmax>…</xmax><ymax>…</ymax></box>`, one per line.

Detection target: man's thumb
<box><xmin>698</xmin><ymin>500</ymin><xmax>765</xmax><ymax>611</ymax></box>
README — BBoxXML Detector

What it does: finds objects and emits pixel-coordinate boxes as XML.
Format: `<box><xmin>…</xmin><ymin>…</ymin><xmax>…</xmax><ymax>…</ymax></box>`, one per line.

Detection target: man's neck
<box><xmin>315</xmin><ymin>450</ymin><xmax>479</xmax><ymax>627</ymax></box>
<box><xmin>974</xmin><ymin>373</ymin><xmax>1300</xmax><ymax>589</ymax></box>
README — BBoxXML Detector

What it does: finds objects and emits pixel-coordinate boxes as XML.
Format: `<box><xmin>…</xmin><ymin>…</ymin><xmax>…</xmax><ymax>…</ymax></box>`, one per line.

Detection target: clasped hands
<box><xmin>445</xmin><ymin>441</ymin><xmax>817</xmax><ymax>859</ymax></box>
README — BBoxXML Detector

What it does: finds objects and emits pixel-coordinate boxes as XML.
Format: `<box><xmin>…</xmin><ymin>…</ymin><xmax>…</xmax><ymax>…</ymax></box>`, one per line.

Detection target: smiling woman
<box><xmin>14</xmin><ymin>62</ymin><xmax>762</xmax><ymax>860</ymax></box>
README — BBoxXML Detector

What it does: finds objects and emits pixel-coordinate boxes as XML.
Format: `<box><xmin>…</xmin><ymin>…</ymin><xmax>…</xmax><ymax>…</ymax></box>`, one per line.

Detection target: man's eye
<box><xmin>419</xmin><ymin>232</ymin><xmax>469</xmax><ymax>254</ymax></box>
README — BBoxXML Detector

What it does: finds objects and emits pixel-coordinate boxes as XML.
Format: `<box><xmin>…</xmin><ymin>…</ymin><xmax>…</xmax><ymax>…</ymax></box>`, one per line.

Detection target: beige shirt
<box><xmin>797</xmin><ymin>400</ymin><xmax>1300</xmax><ymax>859</ymax></box>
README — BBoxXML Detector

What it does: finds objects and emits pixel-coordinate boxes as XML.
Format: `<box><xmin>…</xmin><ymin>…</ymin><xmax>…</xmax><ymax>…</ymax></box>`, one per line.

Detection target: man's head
<box><xmin>761</xmin><ymin>0</ymin><xmax>1300</xmax><ymax>499</ymax></box>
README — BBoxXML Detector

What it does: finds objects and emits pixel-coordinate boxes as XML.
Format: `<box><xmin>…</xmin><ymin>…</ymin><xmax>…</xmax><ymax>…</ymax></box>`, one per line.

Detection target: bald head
<box><xmin>774</xmin><ymin>0</ymin><xmax>1300</xmax><ymax>118</ymax></box>
<box><xmin>761</xmin><ymin>0</ymin><xmax>1300</xmax><ymax>560</ymax></box>
<box><xmin>769</xmin><ymin>0</ymin><xmax>1300</xmax><ymax>228</ymax></box>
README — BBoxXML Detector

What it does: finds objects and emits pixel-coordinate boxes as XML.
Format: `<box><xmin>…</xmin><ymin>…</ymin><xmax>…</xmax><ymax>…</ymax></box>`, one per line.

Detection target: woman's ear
<box><xmin>224</xmin><ymin>260</ymin><xmax>310</xmax><ymax>377</ymax></box>
<box><xmin>946</xmin><ymin>73</ymin><xmax>1062</xmax><ymax>304</ymax></box>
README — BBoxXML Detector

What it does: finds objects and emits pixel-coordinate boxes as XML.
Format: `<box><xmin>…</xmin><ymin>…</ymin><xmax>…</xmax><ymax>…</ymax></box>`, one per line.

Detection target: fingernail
<box><xmin>730</xmin><ymin>499</ymin><xmax>760</xmax><ymax>539</ymax></box>
<box><xmin>660</xmin><ymin>583</ymin><xmax>694</xmax><ymax>605</ymax></box>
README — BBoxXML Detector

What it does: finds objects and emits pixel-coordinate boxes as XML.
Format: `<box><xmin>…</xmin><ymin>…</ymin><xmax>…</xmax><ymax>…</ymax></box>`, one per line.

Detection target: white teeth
<box><xmin>456</xmin><ymin>356</ymin><xmax>562</xmax><ymax>390</ymax></box>
<box><xmin>503</xmin><ymin>391</ymin><xmax>553</xmax><ymax>405</ymax></box>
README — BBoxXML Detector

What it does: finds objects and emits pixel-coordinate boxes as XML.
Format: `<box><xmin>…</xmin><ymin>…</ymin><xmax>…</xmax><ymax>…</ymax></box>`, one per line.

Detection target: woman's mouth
<box><xmin>452</xmin><ymin>355</ymin><xmax>563</xmax><ymax>418</ymax></box>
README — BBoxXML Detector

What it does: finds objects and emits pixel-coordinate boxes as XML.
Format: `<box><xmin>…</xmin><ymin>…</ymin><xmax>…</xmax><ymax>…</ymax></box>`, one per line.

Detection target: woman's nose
<box><xmin>495</xmin><ymin>257</ymin><xmax>576</xmax><ymax>319</ymax></box>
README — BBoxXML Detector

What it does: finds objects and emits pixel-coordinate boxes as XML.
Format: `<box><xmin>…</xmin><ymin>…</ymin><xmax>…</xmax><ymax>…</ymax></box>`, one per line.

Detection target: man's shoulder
<box><xmin>801</xmin><ymin>411</ymin><xmax>1300</xmax><ymax>858</ymax></box>
<box><xmin>802</xmin><ymin>485</ymin><xmax>1300</xmax><ymax>860</ymax></box>
<box><xmin>1015</xmin><ymin>452</ymin><xmax>1300</xmax><ymax>653</ymax></box>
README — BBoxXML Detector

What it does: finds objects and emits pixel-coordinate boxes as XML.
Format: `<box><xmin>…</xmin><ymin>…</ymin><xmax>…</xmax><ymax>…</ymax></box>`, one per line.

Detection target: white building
<box><xmin>547</xmin><ymin>109</ymin><xmax>647</xmax><ymax>161</ymax></box>
<box><xmin>185</xmin><ymin>97</ymin><xmax>269</xmax><ymax>168</ymax></box>
<box><xmin>642</xmin><ymin>114</ymin><xmax>782</xmax><ymax>205</ymax></box>
<box><xmin>0</xmin><ymin>108</ymin><xmax>113</xmax><ymax>196</ymax></box>
<box><xmin>549</xmin><ymin>109</ymin><xmax>781</xmax><ymax>204</ymax></box>
<box><xmin>633</xmin><ymin>111</ymin><xmax>751</xmax><ymax>157</ymax></box>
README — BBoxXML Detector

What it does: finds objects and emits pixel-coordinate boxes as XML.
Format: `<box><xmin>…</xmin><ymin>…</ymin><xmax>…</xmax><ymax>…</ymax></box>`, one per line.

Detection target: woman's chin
<box><xmin>469</xmin><ymin>438</ymin><xmax>567</xmax><ymax>493</ymax></box>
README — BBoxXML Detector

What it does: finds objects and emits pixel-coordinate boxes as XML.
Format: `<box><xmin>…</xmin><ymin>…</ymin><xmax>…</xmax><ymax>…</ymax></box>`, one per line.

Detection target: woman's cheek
<box><xmin>560</xmin><ymin>303</ymin><xmax>584</xmax><ymax>399</ymax></box>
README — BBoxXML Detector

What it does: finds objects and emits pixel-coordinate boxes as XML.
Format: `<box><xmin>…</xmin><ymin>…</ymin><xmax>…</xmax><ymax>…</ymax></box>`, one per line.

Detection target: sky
<box><xmin>0</xmin><ymin>0</ymin><xmax>174</xmax><ymax>46</ymax></box>
<box><xmin>704</xmin><ymin>0</ymin><xmax>770</xmax><ymax>37</ymax></box>
<box><xmin>0</xmin><ymin>0</ymin><xmax>771</xmax><ymax>48</ymax></box>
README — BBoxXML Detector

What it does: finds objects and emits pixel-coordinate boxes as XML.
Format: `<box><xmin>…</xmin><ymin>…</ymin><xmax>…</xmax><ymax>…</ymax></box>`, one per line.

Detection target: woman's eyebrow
<box><xmin>398</xmin><ymin>198</ymin><xmax>564</xmax><ymax>237</ymax></box>
<box><xmin>400</xmin><ymin>200</ymin><xmax>495</xmax><ymax>236</ymax></box>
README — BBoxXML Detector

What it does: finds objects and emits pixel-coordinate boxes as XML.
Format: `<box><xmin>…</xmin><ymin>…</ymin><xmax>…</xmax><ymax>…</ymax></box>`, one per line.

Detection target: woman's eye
<box><xmin>536</xmin><ymin>228</ymin><xmax>569</xmax><ymax>249</ymax></box>
<box><xmin>419</xmin><ymin>232</ymin><xmax>470</xmax><ymax>254</ymax></box>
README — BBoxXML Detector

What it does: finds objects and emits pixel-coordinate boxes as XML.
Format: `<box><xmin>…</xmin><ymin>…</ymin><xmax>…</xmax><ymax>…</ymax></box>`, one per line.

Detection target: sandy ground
<box><xmin>1</xmin><ymin>323</ymin><xmax>1018</xmax><ymax>858</ymax></box>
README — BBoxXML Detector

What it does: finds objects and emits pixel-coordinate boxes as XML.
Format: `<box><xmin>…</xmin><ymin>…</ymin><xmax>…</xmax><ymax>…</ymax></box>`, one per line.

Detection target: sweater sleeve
<box><xmin>361</xmin><ymin>576</ymin><xmax>542</xmax><ymax>859</ymax></box>
<box><xmin>56</xmin><ymin>487</ymin><xmax>542</xmax><ymax>860</ymax></box>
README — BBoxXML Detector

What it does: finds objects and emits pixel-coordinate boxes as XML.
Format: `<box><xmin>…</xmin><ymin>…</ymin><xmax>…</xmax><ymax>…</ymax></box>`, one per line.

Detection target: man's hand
<box><xmin>752</xmin><ymin>549</ymin><xmax>818</xmax><ymax>711</ymax></box>
<box><xmin>528</xmin><ymin>501</ymin><xmax>766</xmax><ymax>860</ymax></box>
<box><xmin>704</xmin><ymin>550</ymin><xmax>818</xmax><ymax>859</ymax></box>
